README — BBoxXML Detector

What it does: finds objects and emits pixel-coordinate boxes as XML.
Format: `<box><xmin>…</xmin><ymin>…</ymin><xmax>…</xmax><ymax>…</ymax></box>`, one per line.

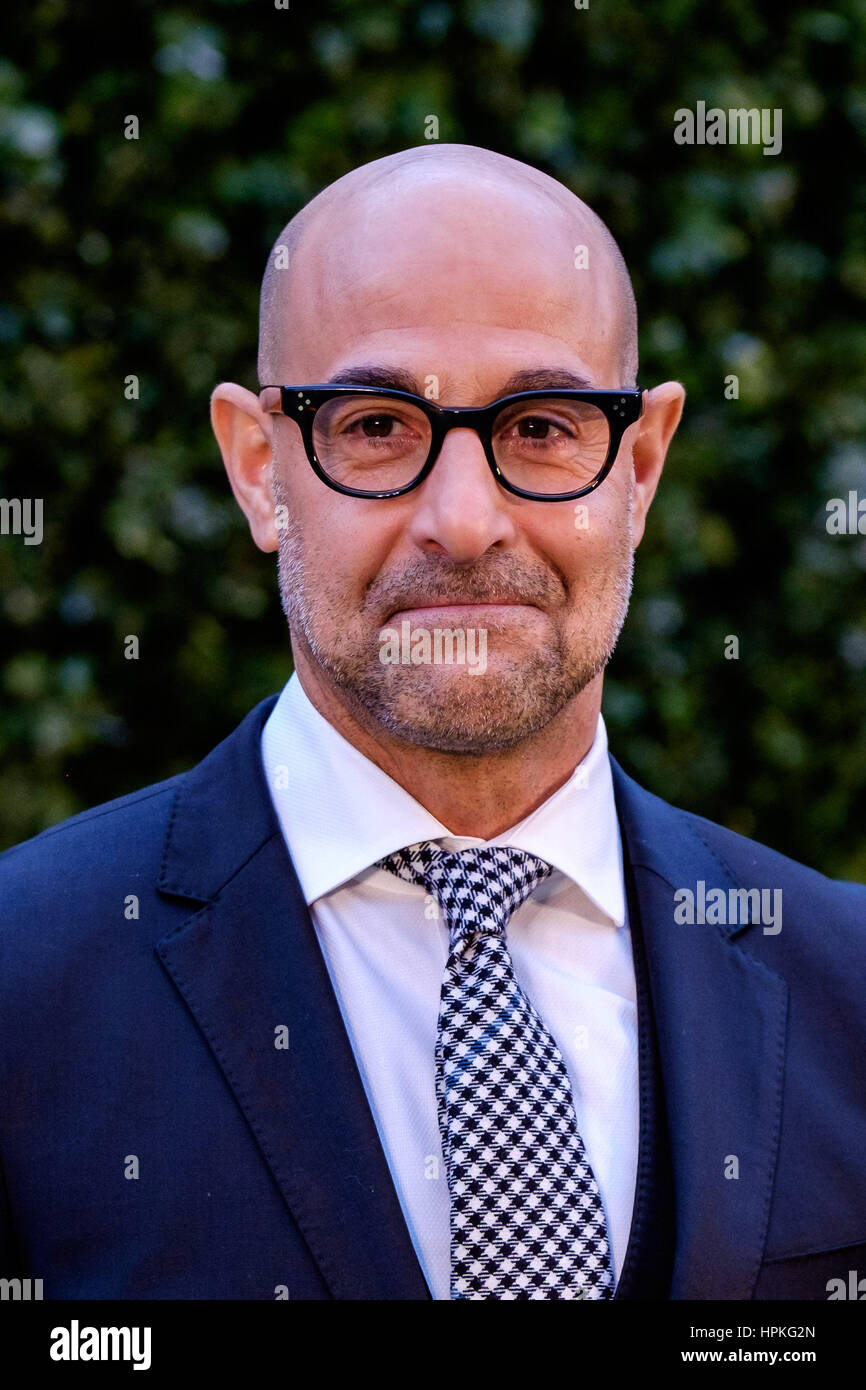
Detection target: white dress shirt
<box><xmin>261</xmin><ymin>672</ymin><xmax>638</xmax><ymax>1299</ymax></box>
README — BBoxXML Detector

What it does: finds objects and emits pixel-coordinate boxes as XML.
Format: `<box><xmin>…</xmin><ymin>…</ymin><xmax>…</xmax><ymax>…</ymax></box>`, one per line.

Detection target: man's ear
<box><xmin>629</xmin><ymin>381</ymin><xmax>685</xmax><ymax>547</ymax></box>
<box><xmin>210</xmin><ymin>382</ymin><xmax>280</xmax><ymax>553</ymax></box>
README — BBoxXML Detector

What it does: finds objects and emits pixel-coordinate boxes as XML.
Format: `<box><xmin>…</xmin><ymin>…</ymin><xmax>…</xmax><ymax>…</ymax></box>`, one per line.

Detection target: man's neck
<box><xmin>292</xmin><ymin>654</ymin><xmax>603</xmax><ymax>840</ymax></box>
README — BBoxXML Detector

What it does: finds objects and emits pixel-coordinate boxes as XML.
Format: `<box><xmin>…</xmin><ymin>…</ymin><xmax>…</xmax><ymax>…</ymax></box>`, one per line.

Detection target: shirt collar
<box><xmin>261</xmin><ymin>671</ymin><xmax>625</xmax><ymax>926</ymax></box>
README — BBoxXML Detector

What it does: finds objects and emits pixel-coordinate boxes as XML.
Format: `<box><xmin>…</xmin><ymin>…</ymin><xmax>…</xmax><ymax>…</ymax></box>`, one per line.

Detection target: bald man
<box><xmin>1</xmin><ymin>146</ymin><xmax>865</xmax><ymax>1303</ymax></box>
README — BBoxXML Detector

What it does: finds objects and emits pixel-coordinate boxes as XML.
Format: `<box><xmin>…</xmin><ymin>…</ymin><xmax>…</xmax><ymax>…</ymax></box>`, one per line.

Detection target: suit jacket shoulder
<box><xmin>0</xmin><ymin>698</ymin><xmax>864</xmax><ymax>1301</ymax></box>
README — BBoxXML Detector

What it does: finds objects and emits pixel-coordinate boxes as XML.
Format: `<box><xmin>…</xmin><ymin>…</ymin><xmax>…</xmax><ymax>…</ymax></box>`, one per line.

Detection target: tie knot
<box><xmin>377</xmin><ymin>842</ymin><xmax>551</xmax><ymax>946</ymax></box>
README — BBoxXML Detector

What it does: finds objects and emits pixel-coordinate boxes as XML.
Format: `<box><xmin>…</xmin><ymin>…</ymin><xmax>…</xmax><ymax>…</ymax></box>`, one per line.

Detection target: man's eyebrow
<box><xmin>323</xmin><ymin>365</ymin><xmax>597</xmax><ymax>395</ymax></box>
<box><xmin>496</xmin><ymin>367</ymin><xmax>597</xmax><ymax>393</ymax></box>
<box><xmin>326</xmin><ymin>365</ymin><xmax>421</xmax><ymax>393</ymax></box>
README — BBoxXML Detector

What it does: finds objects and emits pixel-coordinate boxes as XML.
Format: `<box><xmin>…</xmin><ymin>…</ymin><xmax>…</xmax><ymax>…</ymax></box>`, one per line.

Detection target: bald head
<box><xmin>257</xmin><ymin>144</ymin><xmax>638</xmax><ymax>389</ymax></box>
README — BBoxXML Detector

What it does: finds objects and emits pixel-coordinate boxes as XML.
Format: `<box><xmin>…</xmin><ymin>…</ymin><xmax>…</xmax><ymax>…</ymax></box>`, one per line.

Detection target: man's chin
<box><xmin>343</xmin><ymin>663</ymin><xmax>583</xmax><ymax>754</ymax></box>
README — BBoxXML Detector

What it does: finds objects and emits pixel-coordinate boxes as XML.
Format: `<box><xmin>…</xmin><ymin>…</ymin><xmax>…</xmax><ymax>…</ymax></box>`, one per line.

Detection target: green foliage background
<box><xmin>2</xmin><ymin>0</ymin><xmax>865</xmax><ymax>877</ymax></box>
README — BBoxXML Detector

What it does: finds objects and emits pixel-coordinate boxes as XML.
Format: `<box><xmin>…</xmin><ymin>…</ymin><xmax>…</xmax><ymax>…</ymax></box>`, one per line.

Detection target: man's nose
<box><xmin>404</xmin><ymin>427</ymin><xmax>519</xmax><ymax>563</ymax></box>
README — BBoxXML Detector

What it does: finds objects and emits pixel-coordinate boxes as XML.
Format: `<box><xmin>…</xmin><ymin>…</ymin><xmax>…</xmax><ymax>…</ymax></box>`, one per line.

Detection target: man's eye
<box><xmin>502</xmin><ymin>414</ymin><xmax>575</xmax><ymax>443</ymax></box>
<box><xmin>345</xmin><ymin>414</ymin><xmax>408</xmax><ymax>438</ymax></box>
<box><xmin>514</xmin><ymin>416</ymin><xmax>566</xmax><ymax>439</ymax></box>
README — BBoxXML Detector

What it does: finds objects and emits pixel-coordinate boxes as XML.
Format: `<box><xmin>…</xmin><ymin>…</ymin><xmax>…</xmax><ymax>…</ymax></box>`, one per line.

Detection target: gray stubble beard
<box><xmin>273</xmin><ymin>476</ymin><xmax>634</xmax><ymax>753</ymax></box>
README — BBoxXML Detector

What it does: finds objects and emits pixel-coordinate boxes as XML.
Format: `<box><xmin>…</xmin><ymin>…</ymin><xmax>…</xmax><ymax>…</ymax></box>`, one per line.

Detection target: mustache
<box><xmin>365</xmin><ymin>557</ymin><xmax>567</xmax><ymax>620</ymax></box>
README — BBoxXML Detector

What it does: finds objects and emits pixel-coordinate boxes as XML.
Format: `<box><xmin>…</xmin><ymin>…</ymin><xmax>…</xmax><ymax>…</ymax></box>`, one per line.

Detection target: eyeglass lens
<box><xmin>310</xmin><ymin>394</ymin><xmax>611</xmax><ymax>493</ymax></box>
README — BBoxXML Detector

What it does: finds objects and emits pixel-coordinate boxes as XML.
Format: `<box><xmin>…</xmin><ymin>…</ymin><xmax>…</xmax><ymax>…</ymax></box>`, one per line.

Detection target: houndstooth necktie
<box><xmin>378</xmin><ymin>841</ymin><xmax>614</xmax><ymax>1300</ymax></box>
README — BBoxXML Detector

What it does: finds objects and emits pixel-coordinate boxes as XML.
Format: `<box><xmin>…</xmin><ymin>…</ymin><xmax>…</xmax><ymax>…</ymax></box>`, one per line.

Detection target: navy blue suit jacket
<box><xmin>1</xmin><ymin>693</ymin><xmax>865</xmax><ymax>1299</ymax></box>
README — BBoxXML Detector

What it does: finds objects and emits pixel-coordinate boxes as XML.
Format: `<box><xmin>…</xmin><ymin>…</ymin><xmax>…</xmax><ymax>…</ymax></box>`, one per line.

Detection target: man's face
<box><xmin>267</xmin><ymin>172</ymin><xmax>642</xmax><ymax>752</ymax></box>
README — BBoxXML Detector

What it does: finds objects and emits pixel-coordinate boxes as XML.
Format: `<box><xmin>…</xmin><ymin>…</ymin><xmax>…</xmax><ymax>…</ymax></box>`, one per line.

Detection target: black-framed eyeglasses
<box><xmin>259</xmin><ymin>384</ymin><xmax>644</xmax><ymax>501</ymax></box>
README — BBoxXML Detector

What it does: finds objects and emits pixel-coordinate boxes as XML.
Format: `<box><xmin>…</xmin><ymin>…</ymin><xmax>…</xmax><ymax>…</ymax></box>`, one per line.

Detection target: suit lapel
<box><xmin>610</xmin><ymin>756</ymin><xmax>788</xmax><ymax>1299</ymax></box>
<box><xmin>155</xmin><ymin>696</ymin><xmax>431</xmax><ymax>1300</ymax></box>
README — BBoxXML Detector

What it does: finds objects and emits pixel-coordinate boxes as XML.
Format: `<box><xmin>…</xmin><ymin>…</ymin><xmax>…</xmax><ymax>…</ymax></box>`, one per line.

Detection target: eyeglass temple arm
<box><xmin>258</xmin><ymin>387</ymin><xmax>283</xmax><ymax>413</ymax></box>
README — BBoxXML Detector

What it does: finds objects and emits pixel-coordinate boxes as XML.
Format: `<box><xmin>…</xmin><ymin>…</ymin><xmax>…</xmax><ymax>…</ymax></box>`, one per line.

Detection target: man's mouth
<box><xmin>389</xmin><ymin>597</ymin><xmax>536</xmax><ymax>614</ymax></box>
<box><xmin>386</xmin><ymin>599</ymin><xmax>538</xmax><ymax>622</ymax></box>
